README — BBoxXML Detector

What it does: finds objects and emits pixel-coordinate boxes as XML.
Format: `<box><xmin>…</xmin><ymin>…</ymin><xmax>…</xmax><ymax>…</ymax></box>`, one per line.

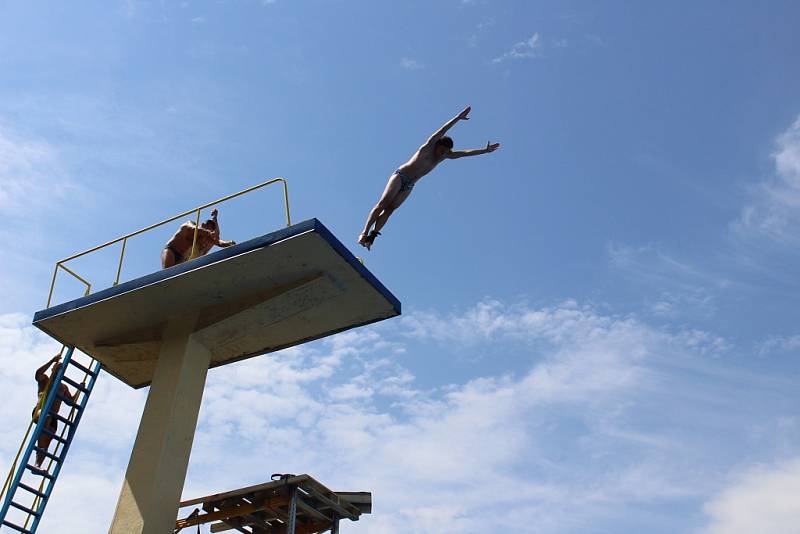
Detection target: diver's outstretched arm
<box><xmin>423</xmin><ymin>106</ymin><xmax>471</xmax><ymax>148</ymax></box>
<box><xmin>447</xmin><ymin>141</ymin><xmax>501</xmax><ymax>159</ymax></box>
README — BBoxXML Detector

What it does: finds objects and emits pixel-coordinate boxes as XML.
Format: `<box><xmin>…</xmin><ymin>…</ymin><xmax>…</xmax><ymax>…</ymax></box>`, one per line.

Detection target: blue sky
<box><xmin>1</xmin><ymin>1</ymin><xmax>799</xmax><ymax>532</ymax></box>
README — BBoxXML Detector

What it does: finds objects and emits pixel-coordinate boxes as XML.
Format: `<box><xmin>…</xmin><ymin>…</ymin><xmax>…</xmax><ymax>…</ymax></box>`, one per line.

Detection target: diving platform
<box><xmin>17</xmin><ymin>178</ymin><xmax>395</xmax><ymax>533</ymax></box>
<box><xmin>32</xmin><ymin>219</ymin><xmax>401</xmax><ymax>389</ymax></box>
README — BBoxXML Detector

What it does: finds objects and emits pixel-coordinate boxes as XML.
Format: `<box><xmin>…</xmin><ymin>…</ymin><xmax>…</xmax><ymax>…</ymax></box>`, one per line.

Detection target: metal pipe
<box><xmin>195</xmin><ymin>177</ymin><xmax>286</xmax><ymax>212</ymax></box>
<box><xmin>189</xmin><ymin>209</ymin><xmax>202</xmax><ymax>261</ymax></box>
<box><xmin>57</xmin><ymin>264</ymin><xmax>91</xmax><ymax>288</ymax></box>
<box><xmin>114</xmin><ymin>238</ymin><xmax>128</xmax><ymax>286</ymax></box>
<box><xmin>46</xmin><ymin>264</ymin><xmax>60</xmax><ymax>308</ymax></box>
<box><xmin>300</xmin><ymin>487</ymin><xmax>357</xmax><ymax>520</ymax></box>
<box><xmin>281</xmin><ymin>178</ymin><xmax>292</xmax><ymax>226</ymax></box>
<box><xmin>287</xmin><ymin>486</ymin><xmax>297</xmax><ymax>534</ymax></box>
<box><xmin>46</xmin><ymin>264</ymin><xmax>92</xmax><ymax>307</ymax></box>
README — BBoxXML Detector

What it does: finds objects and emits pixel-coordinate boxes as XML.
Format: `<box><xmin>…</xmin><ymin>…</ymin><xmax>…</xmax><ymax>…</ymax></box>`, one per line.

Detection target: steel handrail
<box><xmin>46</xmin><ymin>177</ymin><xmax>291</xmax><ymax>307</ymax></box>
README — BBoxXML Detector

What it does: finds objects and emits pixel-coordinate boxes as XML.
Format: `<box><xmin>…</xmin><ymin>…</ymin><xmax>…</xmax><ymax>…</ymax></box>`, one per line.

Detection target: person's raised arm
<box><xmin>209</xmin><ymin>209</ymin><xmax>220</xmax><ymax>238</ymax></box>
<box><xmin>447</xmin><ymin>141</ymin><xmax>501</xmax><ymax>159</ymax></box>
<box><xmin>35</xmin><ymin>355</ymin><xmax>59</xmax><ymax>382</ymax></box>
<box><xmin>423</xmin><ymin>106</ymin><xmax>471</xmax><ymax>149</ymax></box>
<box><xmin>192</xmin><ymin>226</ymin><xmax>218</xmax><ymax>240</ymax></box>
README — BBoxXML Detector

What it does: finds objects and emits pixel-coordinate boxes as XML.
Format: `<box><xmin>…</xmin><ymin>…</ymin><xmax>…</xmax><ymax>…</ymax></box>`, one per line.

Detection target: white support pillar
<box><xmin>109</xmin><ymin>315</ymin><xmax>211</xmax><ymax>534</ymax></box>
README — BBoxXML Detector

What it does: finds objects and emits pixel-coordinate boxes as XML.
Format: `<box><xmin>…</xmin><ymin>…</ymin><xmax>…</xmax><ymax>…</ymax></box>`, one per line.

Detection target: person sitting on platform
<box><xmin>32</xmin><ymin>354</ymin><xmax>81</xmax><ymax>473</ymax></box>
<box><xmin>358</xmin><ymin>105</ymin><xmax>500</xmax><ymax>250</ymax></box>
<box><xmin>161</xmin><ymin>208</ymin><xmax>236</xmax><ymax>269</ymax></box>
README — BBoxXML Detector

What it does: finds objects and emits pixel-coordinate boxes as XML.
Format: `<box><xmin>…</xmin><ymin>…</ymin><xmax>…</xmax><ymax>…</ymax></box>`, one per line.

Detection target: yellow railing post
<box><xmin>281</xmin><ymin>178</ymin><xmax>292</xmax><ymax>226</ymax></box>
<box><xmin>58</xmin><ymin>264</ymin><xmax>92</xmax><ymax>296</ymax></box>
<box><xmin>46</xmin><ymin>264</ymin><xmax>60</xmax><ymax>308</ymax></box>
<box><xmin>114</xmin><ymin>237</ymin><xmax>128</xmax><ymax>286</ymax></box>
<box><xmin>189</xmin><ymin>209</ymin><xmax>202</xmax><ymax>261</ymax></box>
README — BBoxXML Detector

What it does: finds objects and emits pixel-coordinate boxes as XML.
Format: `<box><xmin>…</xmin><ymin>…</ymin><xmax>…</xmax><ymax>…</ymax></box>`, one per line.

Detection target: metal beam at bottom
<box><xmin>287</xmin><ymin>487</ymin><xmax>297</xmax><ymax>534</ymax></box>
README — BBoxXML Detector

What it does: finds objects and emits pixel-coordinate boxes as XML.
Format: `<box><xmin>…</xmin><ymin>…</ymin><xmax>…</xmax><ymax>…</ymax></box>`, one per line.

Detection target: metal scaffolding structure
<box><xmin>175</xmin><ymin>475</ymin><xmax>371</xmax><ymax>534</ymax></box>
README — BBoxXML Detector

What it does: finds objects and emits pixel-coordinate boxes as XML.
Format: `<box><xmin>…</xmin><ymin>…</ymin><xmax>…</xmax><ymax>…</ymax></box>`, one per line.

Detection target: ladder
<box><xmin>0</xmin><ymin>347</ymin><xmax>101</xmax><ymax>533</ymax></box>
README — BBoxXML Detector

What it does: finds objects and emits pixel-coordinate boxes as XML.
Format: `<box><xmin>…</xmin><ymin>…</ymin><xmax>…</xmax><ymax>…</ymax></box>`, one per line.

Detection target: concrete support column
<box><xmin>109</xmin><ymin>315</ymin><xmax>210</xmax><ymax>534</ymax></box>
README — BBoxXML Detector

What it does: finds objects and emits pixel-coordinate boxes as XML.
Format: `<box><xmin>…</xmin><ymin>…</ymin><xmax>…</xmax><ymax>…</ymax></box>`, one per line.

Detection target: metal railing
<box><xmin>46</xmin><ymin>177</ymin><xmax>291</xmax><ymax>308</ymax></box>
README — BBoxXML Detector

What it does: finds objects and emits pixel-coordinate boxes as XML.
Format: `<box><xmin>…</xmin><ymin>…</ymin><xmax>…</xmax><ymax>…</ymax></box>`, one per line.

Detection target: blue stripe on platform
<box><xmin>33</xmin><ymin>218</ymin><xmax>400</xmax><ymax>324</ymax></box>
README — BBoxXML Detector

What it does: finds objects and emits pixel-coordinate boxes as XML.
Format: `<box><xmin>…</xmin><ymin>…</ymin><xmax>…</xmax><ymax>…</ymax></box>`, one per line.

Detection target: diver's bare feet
<box><xmin>363</xmin><ymin>230</ymin><xmax>380</xmax><ymax>251</ymax></box>
<box><xmin>358</xmin><ymin>233</ymin><xmax>369</xmax><ymax>248</ymax></box>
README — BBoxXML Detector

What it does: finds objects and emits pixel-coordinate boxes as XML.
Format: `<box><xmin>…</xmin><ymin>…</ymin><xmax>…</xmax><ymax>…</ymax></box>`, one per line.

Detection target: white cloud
<box><xmin>0</xmin><ymin>313</ymin><xmax>64</xmax><ymax>448</ymax></box>
<box><xmin>608</xmin><ymin>243</ymin><xmax>728</xmax><ymax>289</ymax></box>
<box><xmin>493</xmin><ymin>33</ymin><xmax>542</xmax><ymax>63</ymax></box>
<box><xmin>0</xmin><ymin>125</ymin><xmax>73</xmax><ymax>215</ymax></box>
<box><xmin>468</xmin><ymin>17</ymin><xmax>494</xmax><ymax>48</ymax></box>
<box><xmin>399</xmin><ymin>298</ymin><xmax>728</xmax><ymax>355</ymax></box>
<box><xmin>0</xmin><ymin>124</ymin><xmax>89</xmax><ymax>310</ymax></box>
<box><xmin>733</xmin><ymin>115</ymin><xmax>800</xmax><ymax>247</ymax></box>
<box><xmin>184</xmin><ymin>308</ymin><xmax>651</xmax><ymax>531</ymax></box>
<box><xmin>400</xmin><ymin>57</ymin><xmax>423</xmax><ymax>70</ymax></box>
<box><xmin>608</xmin><ymin>242</ymin><xmax>736</xmax><ymax>320</ymax></box>
<box><xmin>758</xmin><ymin>334</ymin><xmax>800</xmax><ymax>357</ymax></box>
<box><xmin>703</xmin><ymin>458</ymin><xmax>800</xmax><ymax>534</ymax></box>
<box><xmin>586</xmin><ymin>34</ymin><xmax>605</xmax><ymax>47</ymax></box>
<box><xmin>0</xmin><ymin>298</ymin><xmax>794</xmax><ymax>533</ymax></box>
<box><xmin>121</xmin><ymin>0</ymin><xmax>138</xmax><ymax>19</ymax></box>
<box><xmin>184</xmin><ymin>299</ymin><xmax>738</xmax><ymax>533</ymax></box>
<box><xmin>648</xmin><ymin>290</ymin><xmax>717</xmax><ymax>319</ymax></box>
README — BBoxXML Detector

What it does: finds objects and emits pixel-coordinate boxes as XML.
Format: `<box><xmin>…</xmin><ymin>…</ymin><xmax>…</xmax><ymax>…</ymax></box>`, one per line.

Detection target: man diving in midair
<box><xmin>358</xmin><ymin>105</ymin><xmax>500</xmax><ymax>250</ymax></box>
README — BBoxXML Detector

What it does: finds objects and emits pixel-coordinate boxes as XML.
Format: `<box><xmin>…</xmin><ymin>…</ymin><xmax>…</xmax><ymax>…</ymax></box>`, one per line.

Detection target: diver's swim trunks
<box><xmin>395</xmin><ymin>170</ymin><xmax>415</xmax><ymax>193</ymax></box>
<box><xmin>164</xmin><ymin>245</ymin><xmax>184</xmax><ymax>264</ymax></box>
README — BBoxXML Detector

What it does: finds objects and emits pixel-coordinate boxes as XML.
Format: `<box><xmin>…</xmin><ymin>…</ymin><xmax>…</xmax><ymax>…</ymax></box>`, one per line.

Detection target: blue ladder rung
<box><xmin>60</xmin><ymin>376</ymin><xmax>88</xmax><ymax>394</ymax></box>
<box><xmin>17</xmin><ymin>483</ymin><xmax>46</xmax><ymax>499</ymax></box>
<box><xmin>66</xmin><ymin>359</ymin><xmax>96</xmax><ymax>377</ymax></box>
<box><xmin>25</xmin><ymin>465</ymin><xmax>54</xmax><ymax>480</ymax></box>
<box><xmin>54</xmin><ymin>394</ymin><xmax>79</xmax><ymax>409</ymax></box>
<box><xmin>39</xmin><ymin>429</ymin><xmax>67</xmax><ymax>445</ymax></box>
<box><xmin>2</xmin><ymin>519</ymin><xmax>34</xmax><ymax>533</ymax></box>
<box><xmin>50</xmin><ymin>413</ymin><xmax>74</xmax><ymax>427</ymax></box>
<box><xmin>32</xmin><ymin>447</ymin><xmax>61</xmax><ymax>464</ymax></box>
<box><xmin>8</xmin><ymin>501</ymin><xmax>39</xmax><ymax>517</ymax></box>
